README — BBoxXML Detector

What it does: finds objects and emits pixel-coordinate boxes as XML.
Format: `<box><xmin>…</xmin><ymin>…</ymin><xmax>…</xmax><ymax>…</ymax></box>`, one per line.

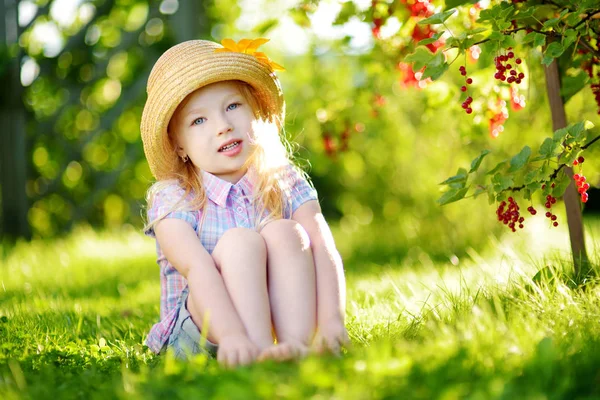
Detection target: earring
<box><xmin>181</xmin><ymin>155</ymin><xmax>189</xmax><ymax>163</ymax></box>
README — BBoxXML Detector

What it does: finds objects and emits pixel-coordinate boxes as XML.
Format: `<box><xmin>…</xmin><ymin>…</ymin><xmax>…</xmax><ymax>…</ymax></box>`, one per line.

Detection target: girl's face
<box><xmin>170</xmin><ymin>81</ymin><xmax>257</xmax><ymax>183</ymax></box>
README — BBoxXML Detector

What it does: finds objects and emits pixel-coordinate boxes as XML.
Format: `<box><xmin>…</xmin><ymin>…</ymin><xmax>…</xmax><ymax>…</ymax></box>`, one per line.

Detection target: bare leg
<box><xmin>258</xmin><ymin>219</ymin><xmax>316</xmax><ymax>361</ymax></box>
<box><xmin>187</xmin><ymin>227</ymin><xmax>274</xmax><ymax>350</ymax></box>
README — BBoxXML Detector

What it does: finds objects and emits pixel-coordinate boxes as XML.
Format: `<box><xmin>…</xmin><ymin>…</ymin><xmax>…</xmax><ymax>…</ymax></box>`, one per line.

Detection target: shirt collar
<box><xmin>201</xmin><ymin>168</ymin><xmax>256</xmax><ymax>208</ymax></box>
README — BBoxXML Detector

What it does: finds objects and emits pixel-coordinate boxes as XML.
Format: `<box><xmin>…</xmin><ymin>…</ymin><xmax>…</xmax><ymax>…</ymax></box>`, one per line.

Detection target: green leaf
<box><xmin>552</xmin><ymin>173</ymin><xmax>570</xmax><ymax>198</ymax></box>
<box><xmin>492</xmin><ymin>173</ymin><xmax>514</xmax><ymax>191</ymax></box>
<box><xmin>543</xmin><ymin>9</ymin><xmax>568</xmax><ymax>28</ymax></box>
<box><xmin>568</xmin><ymin>121</ymin><xmax>592</xmax><ymax>142</ymax></box>
<box><xmin>479</xmin><ymin>7</ymin><xmax>501</xmax><ymax>22</ymax></box>
<box><xmin>545</xmin><ymin>42</ymin><xmax>565</xmax><ymax>58</ymax></box>
<box><xmin>437</xmin><ymin>187</ymin><xmax>469</xmax><ymax>205</ymax></box>
<box><xmin>422</xmin><ymin>61</ymin><xmax>448</xmax><ymax>81</ymax></box>
<box><xmin>486</xmin><ymin>160</ymin><xmax>507</xmax><ymax>175</ymax></box>
<box><xmin>560</xmin><ymin>71</ymin><xmax>589</xmax><ymax>103</ymax></box>
<box><xmin>469</xmin><ymin>27</ymin><xmax>488</xmax><ymax>35</ymax></box>
<box><xmin>418</xmin><ymin>9</ymin><xmax>456</xmax><ymax>25</ymax></box>
<box><xmin>553</xmin><ymin>127</ymin><xmax>569</xmax><ymax>142</ymax></box>
<box><xmin>534</xmin><ymin>33</ymin><xmax>546</xmax><ymax>48</ymax></box>
<box><xmin>513</xmin><ymin>7</ymin><xmax>535</xmax><ymax>20</ymax></box>
<box><xmin>488</xmin><ymin>31</ymin><xmax>505</xmax><ymax>41</ymax></box>
<box><xmin>542</xmin><ymin>55</ymin><xmax>554</xmax><ymax>66</ymax></box>
<box><xmin>417</xmin><ymin>31</ymin><xmax>445</xmax><ymax>46</ymax></box>
<box><xmin>421</xmin><ymin>51</ymin><xmax>448</xmax><ymax>80</ymax></box>
<box><xmin>404</xmin><ymin>47</ymin><xmax>435</xmax><ymax>70</ymax></box>
<box><xmin>523</xmin><ymin>32</ymin><xmax>546</xmax><ymax>48</ymax></box>
<box><xmin>563</xmin><ymin>29</ymin><xmax>577</xmax><ymax>49</ymax></box>
<box><xmin>524</xmin><ymin>170</ymin><xmax>539</xmax><ymax>185</ymax></box>
<box><xmin>499</xmin><ymin>6</ymin><xmax>516</xmax><ymax>21</ymax></box>
<box><xmin>439</xmin><ymin>168</ymin><xmax>468</xmax><ymax>185</ymax></box>
<box><xmin>469</xmin><ymin>149</ymin><xmax>491</xmax><ymax>173</ymax></box>
<box><xmin>508</xmin><ymin>146</ymin><xmax>531</xmax><ymax>172</ymax></box>
<box><xmin>565</xmin><ymin>12</ymin><xmax>580</xmax><ymax>27</ymax></box>
<box><xmin>539</xmin><ymin>137</ymin><xmax>559</xmax><ymax>159</ymax></box>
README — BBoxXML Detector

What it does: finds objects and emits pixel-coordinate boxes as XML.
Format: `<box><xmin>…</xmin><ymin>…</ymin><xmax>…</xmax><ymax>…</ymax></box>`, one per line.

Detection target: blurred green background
<box><xmin>2</xmin><ymin>0</ymin><xmax>600</xmax><ymax>264</ymax></box>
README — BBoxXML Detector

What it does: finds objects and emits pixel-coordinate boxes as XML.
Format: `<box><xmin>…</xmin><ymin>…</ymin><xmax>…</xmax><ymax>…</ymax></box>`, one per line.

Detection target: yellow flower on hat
<box><xmin>215</xmin><ymin>38</ymin><xmax>285</xmax><ymax>72</ymax></box>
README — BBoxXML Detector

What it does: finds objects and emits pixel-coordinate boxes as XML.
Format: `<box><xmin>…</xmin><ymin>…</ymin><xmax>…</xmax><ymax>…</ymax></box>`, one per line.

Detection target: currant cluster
<box><xmin>526</xmin><ymin>205</ymin><xmax>537</xmax><ymax>215</ymax></box>
<box><xmin>543</xmin><ymin>193</ymin><xmax>559</xmax><ymax>227</ymax></box>
<box><xmin>459</xmin><ymin>65</ymin><xmax>474</xmax><ymax>114</ymax></box>
<box><xmin>573</xmin><ymin>156</ymin><xmax>590</xmax><ymax>203</ymax></box>
<box><xmin>494</xmin><ymin>49</ymin><xmax>525</xmax><ymax>84</ymax></box>
<box><xmin>496</xmin><ymin>197</ymin><xmax>525</xmax><ymax>232</ymax></box>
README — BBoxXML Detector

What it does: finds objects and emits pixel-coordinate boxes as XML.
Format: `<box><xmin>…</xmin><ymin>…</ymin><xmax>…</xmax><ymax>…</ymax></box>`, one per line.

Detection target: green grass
<box><xmin>1</xmin><ymin>223</ymin><xmax>600</xmax><ymax>399</ymax></box>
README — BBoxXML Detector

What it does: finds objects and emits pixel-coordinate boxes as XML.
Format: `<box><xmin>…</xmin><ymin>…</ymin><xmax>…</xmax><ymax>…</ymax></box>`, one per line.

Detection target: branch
<box><xmin>574</xmin><ymin>10</ymin><xmax>600</xmax><ymax>29</ymax></box>
<box><xmin>498</xmin><ymin>134</ymin><xmax>600</xmax><ymax>193</ymax></box>
<box><xmin>579</xmin><ymin>37</ymin><xmax>600</xmax><ymax>59</ymax></box>
<box><xmin>582</xmin><ymin>134</ymin><xmax>600</xmax><ymax>150</ymax></box>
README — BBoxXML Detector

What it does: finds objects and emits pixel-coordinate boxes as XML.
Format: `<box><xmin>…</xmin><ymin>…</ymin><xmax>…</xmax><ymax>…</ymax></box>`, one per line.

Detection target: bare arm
<box><xmin>154</xmin><ymin>218</ymin><xmax>247</xmax><ymax>343</ymax></box>
<box><xmin>292</xmin><ymin>200</ymin><xmax>346</xmax><ymax>327</ymax></box>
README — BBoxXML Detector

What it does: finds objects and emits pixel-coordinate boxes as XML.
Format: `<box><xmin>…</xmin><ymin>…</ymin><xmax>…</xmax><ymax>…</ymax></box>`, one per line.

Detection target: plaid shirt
<box><xmin>144</xmin><ymin>164</ymin><xmax>318</xmax><ymax>353</ymax></box>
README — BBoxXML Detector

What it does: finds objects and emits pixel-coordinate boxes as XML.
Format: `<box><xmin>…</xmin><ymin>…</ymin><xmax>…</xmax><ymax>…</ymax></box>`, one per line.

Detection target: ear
<box><xmin>168</xmin><ymin>127</ymin><xmax>187</xmax><ymax>159</ymax></box>
<box><xmin>175</xmin><ymin>144</ymin><xmax>187</xmax><ymax>160</ymax></box>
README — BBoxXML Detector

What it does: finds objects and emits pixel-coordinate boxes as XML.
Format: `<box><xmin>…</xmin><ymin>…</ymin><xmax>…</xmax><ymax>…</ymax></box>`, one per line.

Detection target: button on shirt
<box><xmin>144</xmin><ymin>164</ymin><xmax>318</xmax><ymax>353</ymax></box>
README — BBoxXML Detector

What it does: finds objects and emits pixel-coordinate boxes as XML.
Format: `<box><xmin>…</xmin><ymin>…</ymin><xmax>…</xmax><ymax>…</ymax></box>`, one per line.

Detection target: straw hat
<box><xmin>140</xmin><ymin>39</ymin><xmax>285</xmax><ymax>180</ymax></box>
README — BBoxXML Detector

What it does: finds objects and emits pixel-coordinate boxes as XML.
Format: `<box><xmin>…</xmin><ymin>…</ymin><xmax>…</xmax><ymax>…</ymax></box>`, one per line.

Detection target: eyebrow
<box><xmin>183</xmin><ymin>92</ymin><xmax>242</xmax><ymax>118</ymax></box>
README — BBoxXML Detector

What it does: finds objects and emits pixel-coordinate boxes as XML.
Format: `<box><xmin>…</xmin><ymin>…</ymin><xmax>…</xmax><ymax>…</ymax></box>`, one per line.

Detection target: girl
<box><xmin>141</xmin><ymin>38</ymin><xmax>348</xmax><ymax>368</ymax></box>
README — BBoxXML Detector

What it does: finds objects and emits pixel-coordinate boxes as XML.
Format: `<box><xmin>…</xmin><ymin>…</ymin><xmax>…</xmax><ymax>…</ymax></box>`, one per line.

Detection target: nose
<box><xmin>216</xmin><ymin>112</ymin><xmax>233</xmax><ymax>136</ymax></box>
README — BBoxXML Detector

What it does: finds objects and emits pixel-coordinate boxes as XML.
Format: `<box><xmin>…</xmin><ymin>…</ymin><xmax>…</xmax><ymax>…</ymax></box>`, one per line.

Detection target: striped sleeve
<box><xmin>144</xmin><ymin>183</ymin><xmax>198</xmax><ymax>237</ymax></box>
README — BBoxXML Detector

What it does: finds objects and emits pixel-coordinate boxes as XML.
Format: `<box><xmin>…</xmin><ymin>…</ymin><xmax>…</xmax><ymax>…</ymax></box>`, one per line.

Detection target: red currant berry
<box><xmin>574</xmin><ymin>174</ymin><xmax>581</xmax><ymax>180</ymax></box>
<box><xmin>516</xmin><ymin>58</ymin><xmax>522</xmax><ymax>64</ymax></box>
<box><xmin>461</xmin><ymin>86</ymin><xmax>467</xmax><ymax>92</ymax></box>
<box><xmin>545</xmin><ymin>212</ymin><xmax>552</xmax><ymax>218</ymax></box>
<box><xmin>466</xmin><ymin>108</ymin><xmax>473</xmax><ymax>114</ymax></box>
<box><xmin>466</xmin><ymin>78</ymin><xmax>473</xmax><ymax>84</ymax></box>
<box><xmin>518</xmin><ymin>72</ymin><xmax>524</xmax><ymax>79</ymax></box>
<box><xmin>553</xmin><ymin>222</ymin><xmax>558</xmax><ymax>227</ymax></box>
<box><xmin>573</xmin><ymin>160</ymin><xmax>579</xmax><ymax>166</ymax></box>
<box><xmin>578</xmin><ymin>156</ymin><xmax>585</xmax><ymax>163</ymax></box>
<box><xmin>582</xmin><ymin>193</ymin><xmax>589</xmax><ymax>203</ymax></box>
<box><xmin>551</xmin><ymin>215</ymin><xmax>557</xmax><ymax>221</ymax></box>
<box><xmin>508</xmin><ymin>51</ymin><xmax>514</xmax><ymax>58</ymax></box>
<box><xmin>583</xmin><ymin>183</ymin><xmax>590</xmax><ymax>190</ymax></box>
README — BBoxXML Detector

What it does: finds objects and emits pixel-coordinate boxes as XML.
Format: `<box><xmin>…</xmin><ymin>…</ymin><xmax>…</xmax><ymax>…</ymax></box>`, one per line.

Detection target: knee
<box><xmin>219</xmin><ymin>227</ymin><xmax>266</xmax><ymax>252</ymax></box>
<box><xmin>260</xmin><ymin>219</ymin><xmax>311</xmax><ymax>251</ymax></box>
<box><xmin>212</xmin><ymin>228</ymin><xmax>266</xmax><ymax>268</ymax></box>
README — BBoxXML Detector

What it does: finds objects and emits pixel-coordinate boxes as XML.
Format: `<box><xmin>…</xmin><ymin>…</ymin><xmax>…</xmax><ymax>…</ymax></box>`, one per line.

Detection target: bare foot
<box><xmin>257</xmin><ymin>342</ymin><xmax>308</xmax><ymax>362</ymax></box>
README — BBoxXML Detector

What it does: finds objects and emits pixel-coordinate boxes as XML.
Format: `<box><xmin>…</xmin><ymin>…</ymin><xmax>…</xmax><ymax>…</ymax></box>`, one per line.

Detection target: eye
<box><xmin>227</xmin><ymin>102</ymin><xmax>241</xmax><ymax>111</ymax></box>
<box><xmin>192</xmin><ymin>117</ymin><xmax>206</xmax><ymax>126</ymax></box>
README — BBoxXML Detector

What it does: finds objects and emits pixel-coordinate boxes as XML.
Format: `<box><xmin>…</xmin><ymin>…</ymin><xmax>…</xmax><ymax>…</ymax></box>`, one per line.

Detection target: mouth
<box><xmin>218</xmin><ymin>140</ymin><xmax>242</xmax><ymax>152</ymax></box>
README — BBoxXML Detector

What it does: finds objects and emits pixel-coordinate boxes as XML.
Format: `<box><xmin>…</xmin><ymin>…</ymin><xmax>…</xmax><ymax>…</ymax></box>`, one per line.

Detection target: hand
<box><xmin>311</xmin><ymin>319</ymin><xmax>350</xmax><ymax>356</ymax></box>
<box><xmin>216</xmin><ymin>333</ymin><xmax>259</xmax><ymax>368</ymax></box>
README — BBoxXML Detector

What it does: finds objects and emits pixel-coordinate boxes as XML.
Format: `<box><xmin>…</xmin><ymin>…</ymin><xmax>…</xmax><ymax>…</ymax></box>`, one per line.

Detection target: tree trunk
<box><xmin>170</xmin><ymin>1</ymin><xmax>210</xmax><ymax>42</ymax></box>
<box><xmin>0</xmin><ymin>0</ymin><xmax>30</xmax><ymax>240</ymax></box>
<box><xmin>544</xmin><ymin>60</ymin><xmax>588</xmax><ymax>277</ymax></box>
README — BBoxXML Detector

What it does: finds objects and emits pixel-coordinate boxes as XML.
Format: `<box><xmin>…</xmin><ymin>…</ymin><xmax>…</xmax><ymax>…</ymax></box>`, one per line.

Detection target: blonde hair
<box><xmin>143</xmin><ymin>80</ymin><xmax>306</xmax><ymax>233</ymax></box>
